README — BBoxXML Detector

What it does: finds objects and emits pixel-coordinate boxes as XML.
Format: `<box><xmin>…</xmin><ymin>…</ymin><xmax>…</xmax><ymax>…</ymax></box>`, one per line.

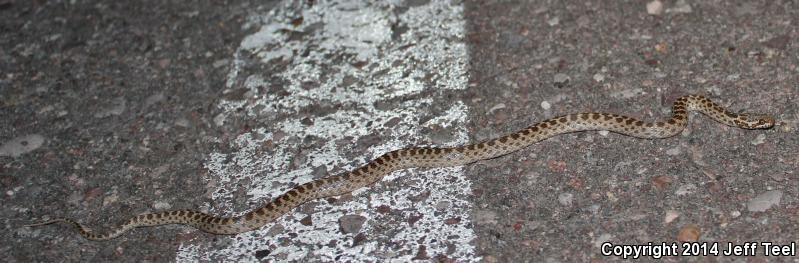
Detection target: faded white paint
<box><xmin>177</xmin><ymin>0</ymin><xmax>475</xmax><ymax>261</ymax></box>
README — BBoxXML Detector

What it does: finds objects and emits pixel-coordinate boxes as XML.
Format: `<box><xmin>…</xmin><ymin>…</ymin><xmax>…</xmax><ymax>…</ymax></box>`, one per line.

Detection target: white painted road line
<box><xmin>176</xmin><ymin>0</ymin><xmax>477</xmax><ymax>261</ymax></box>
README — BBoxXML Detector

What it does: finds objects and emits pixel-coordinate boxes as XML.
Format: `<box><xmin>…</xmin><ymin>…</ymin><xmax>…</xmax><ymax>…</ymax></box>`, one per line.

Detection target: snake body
<box><xmin>27</xmin><ymin>95</ymin><xmax>775</xmax><ymax>240</ymax></box>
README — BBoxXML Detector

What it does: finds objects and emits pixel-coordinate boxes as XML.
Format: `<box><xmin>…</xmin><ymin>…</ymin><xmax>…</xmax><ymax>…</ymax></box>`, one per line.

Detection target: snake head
<box><xmin>735</xmin><ymin>113</ymin><xmax>776</xmax><ymax>129</ymax></box>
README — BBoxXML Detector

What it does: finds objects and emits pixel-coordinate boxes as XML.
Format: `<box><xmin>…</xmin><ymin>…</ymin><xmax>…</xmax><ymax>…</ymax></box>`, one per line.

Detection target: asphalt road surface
<box><xmin>2</xmin><ymin>0</ymin><xmax>797</xmax><ymax>262</ymax></box>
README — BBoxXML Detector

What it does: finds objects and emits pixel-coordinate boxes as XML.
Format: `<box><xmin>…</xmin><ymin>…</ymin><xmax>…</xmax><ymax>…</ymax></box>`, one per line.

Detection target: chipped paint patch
<box><xmin>177</xmin><ymin>0</ymin><xmax>475</xmax><ymax>261</ymax></box>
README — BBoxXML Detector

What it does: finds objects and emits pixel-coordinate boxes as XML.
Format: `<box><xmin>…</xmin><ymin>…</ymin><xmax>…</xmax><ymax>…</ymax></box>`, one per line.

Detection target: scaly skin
<box><xmin>26</xmin><ymin>95</ymin><xmax>776</xmax><ymax>240</ymax></box>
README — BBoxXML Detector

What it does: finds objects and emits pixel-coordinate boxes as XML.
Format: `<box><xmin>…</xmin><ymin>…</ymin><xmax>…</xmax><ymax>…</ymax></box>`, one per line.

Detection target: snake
<box><xmin>26</xmin><ymin>95</ymin><xmax>775</xmax><ymax>240</ymax></box>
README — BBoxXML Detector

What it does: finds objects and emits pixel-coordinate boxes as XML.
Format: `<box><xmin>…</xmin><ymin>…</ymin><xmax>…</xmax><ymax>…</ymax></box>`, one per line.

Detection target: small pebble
<box><xmin>593</xmin><ymin>73</ymin><xmax>605</xmax><ymax>82</ymax></box>
<box><xmin>57</xmin><ymin>110</ymin><xmax>68</xmax><ymax>117</ymax></box>
<box><xmin>746</xmin><ymin>190</ymin><xmax>782</xmax><ymax>212</ymax></box>
<box><xmin>213</xmin><ymin>113</ymin><xmax>226</xmax><ymax>126</ymax></box>
<box><xmin>677</xmin><ymin>224</ymin><xmax>701</xmax><ymax>242</ymax></box>
<box><xmin>651</xmin><ymin>175</ymin><xmax>673</xmax><ymax>191</ymax></box>
<box><xmin>143</xmin><ymin>93</ymin><xmax>165</xmax><ymax>109</ymax></box>
<box><xmin>665</xmin><ymin>147</ymin><xmax>681</xmax><ymax>156</ymax></box>
<box><xmin>547</xmin><ymin>17</ymin><xmax>559</xmax><ymax>26</ymax></box>
<box><xmin>675</xmin><ymin>184</ymin><xmax>696</xmax><ymax>196</ymax></box>
<box><xmin>781</xmin><ymin>123</ymin><xmax>793</xmax><ymax>133</ymax></box>
<box><xmin>94</xmin><ymin>97</ymin><xmax>127</xmax><ymax>118</ymax></box>
<box><xmin>553</xmin><ymin>73</ymin><xmax>570</xmax><ymax>87</ymax></box>
<box><xmin>175</xmin><ymin>117</ymin><xmax>191</xmax><ymax>128</ymax></box>
<box><xmin>435</xmin><ymin>200</ymin><xmax>451</xmax><ymax>211</ymax></box>
<box><xmin>646</xmin><ymin>0</ymin><xmax>664</xmax><ymax>15</ymax></box>
<box><xmin>557</xmin><ymin>193</ymin><xmax>573</xmax><ymax>206</ymax></box>
<box><xmin>255</xmin><ymin>249</ymin><xmax>271</xmax><ymax>260</ymax></box>
<box><xmin>664</xmin><ymin>210</ymin><xmax>679</xmax><ymax>224</ymax></box>
<box><xmin>730</xmin><ymin>210</ymin><xmax>741</xmax><ymax>218</ymax></box>
<box><xmin>482</xmin><ymin>255</ymin><xmax>499</xmax><ymax>263</ymax></box>
<box><xmin>770</xmin><ymin>173</ymin><xmax>786</xmax><ymax>182</ymax></box>
<box><xmin>300</xmin><ymin>215</ymin><xmax>313</xmax><ymax>226</ymax></box>
<box><xmin>0</xmin><ymin>134</ymin><xmax>45</xmax><ymax>157</ymax></box>
<box><xmin>655</xmin><ymin>43</ymin><xmax>668</xmax><ymax>53</ymax></box>
<box><xmin>610</xmin><ymin>88</ymin><xmax>644</xmax><ymax>99</ymax></box>
<box><xmin>153</xmin><ymin>201</ymin><xmax>172</xmax><ymax>210</ymax></box>
<box><xmin>473</xmin><ymin>210</ymin><xmax>498</xmax><ymax>225</ymax></box>
<box><xmin>103</xmin><ymin>190</ymin><xmax>119</xmax><ymax>206</ymax></box>
<box><xmin>488</xmin><ymin>103</ymin><xmax>506</xmax><ymax>114</ymax></box>
<box><xmin>750</xmin><ymin>134</ymin><xmax>766</xmax><ymax>145</ymax></box>
<box><xmin>338</xmin><ymin>214</ymin><xmax>367</xmax><ymax>234</ymax></box>
<box><xmin>667</xmin><ymin>0</ymin><xmax>693</xmax><ymax>13</ymax></box>
<box><xmin>540</xmin><ymin>101</ymin><xmax>551</xmax><ymax>110</ymax></box>
<box><xmin>689</xmin><ymin>146</ymin><xmax>707</xmax><ymax>166</ymax></box>
<box><xmin>605</xmin><ymin>192</ymin><xmax>618</xmax><ymax>202</ymax></box>
<box><xmin>213</xmin><ymin>59</ymin><xmax>229</xmax><ymax>68</ymax></box>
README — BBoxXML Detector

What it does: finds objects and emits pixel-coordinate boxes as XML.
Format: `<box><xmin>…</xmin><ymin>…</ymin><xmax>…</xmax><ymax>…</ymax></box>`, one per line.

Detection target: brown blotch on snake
<box><xmin>25</xmin><ymin>95</ymin><xmax>776</xmax><ymax>240</ymax></box>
